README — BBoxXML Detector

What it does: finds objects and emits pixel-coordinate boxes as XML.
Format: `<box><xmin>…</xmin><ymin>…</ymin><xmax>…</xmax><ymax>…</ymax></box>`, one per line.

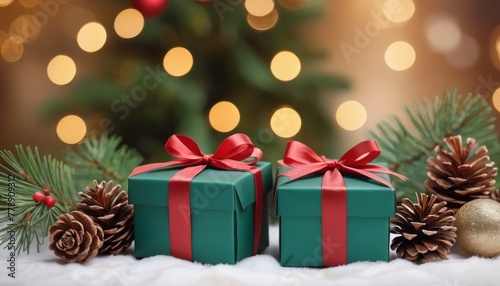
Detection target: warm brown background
<box><xmin>0</xmin><ymin>0</ymin><xmax>499</xmax><ymax>154</ymax></box>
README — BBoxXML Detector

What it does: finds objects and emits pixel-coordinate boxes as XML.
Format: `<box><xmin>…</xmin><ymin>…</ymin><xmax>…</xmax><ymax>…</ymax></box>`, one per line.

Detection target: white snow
<box><xmin>0</xmin><ymin>225</ymin><xmax>499</xmax><ymax>286</ymax></box>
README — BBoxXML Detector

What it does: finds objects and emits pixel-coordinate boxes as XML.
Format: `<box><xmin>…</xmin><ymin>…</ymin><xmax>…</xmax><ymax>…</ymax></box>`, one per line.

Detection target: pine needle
<box><xmin>0</xmin><ymin>146</ymin><xmax>76</xmax><ymax>254</ymax></box>
<box><xmin>369</xmin><ymin>89</ymin><xmax>500</xmax><ymax>201</ymax></box>
<box><xmin>64</xmin><ymin>133</ymin><xmax>143</xmax><ymax>191</ymax></box>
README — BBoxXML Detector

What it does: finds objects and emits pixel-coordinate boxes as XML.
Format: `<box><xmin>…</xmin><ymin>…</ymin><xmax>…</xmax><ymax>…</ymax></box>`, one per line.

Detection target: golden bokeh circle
<box><xmin>247</xmin><ymin>8</ymin><xmax>279</xmax><ymax>31</ymax></box>
<box><xmin>1</xmin><ymin>36</ymin><xmax>24</xmax><ymax>62</ymax></box>
<box><xmin>209</xmin><ymin>101</ymin><xmax>240</xmax><ymax>132</ymax></box>
<box><xmin>47</xmin><ymin>55</ymin><xmax>77</xmax><ymax>85</ymax></box>
<box><xmin>245</xmin><ymin>0</ymin><xmax>274</xmax><ymax>17</ymax></box>
<box><xmin>0</xmin><ymin>0</ymin><xmax>14</xmax><ymax>7</ymax></box>
<box><xmin>270</xmin><ymin>51</ymin><xmax>301</xmax><ymax>81</ymax></box>
<box><xmin>384</xmin><ymin>41</ymin><xmax>416</xmax><ymax>71</ymax></box>
<box><xmin>163</xmin><ymin>47</ymin><xmax>194</xmax><ymax>77</ymax></box>
<box><xmin>114</xmin><ymin>9</ymin><xmax>144</xmax><ymax>39</ymax></box>
<box><xmin>56</xmin><ymin>115</ymin><xmax>87</xmax><ymax>144</ymax></box>
<box><xmin>270</xmin><ymin>107</ymin><xmax>302</xmax><ymax>138</ymax></box>
<box><xmin>383</xmin><ymin>0</ymin><xmax>415</xmax><ymax>23</ymax></box>
<box><xmin>335</xmin><ymin>101</ymin><xmax>367</xmax><ymax>131</ymax></box>
<box><xmin>77</xmin><ymin>22</ymin><xmax>107</xmax><ymax>53</ymax></box>
<box><xmin>492</xmin><ymin>88</ymin><xmax>500</xmax><ymax>112</ymax></box>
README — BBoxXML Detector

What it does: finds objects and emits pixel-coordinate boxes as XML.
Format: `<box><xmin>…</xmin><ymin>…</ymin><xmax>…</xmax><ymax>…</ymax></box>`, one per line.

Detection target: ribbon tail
<box><xmin>322</xmin><ymin>169</ymin><xmax>347</xmax><ymax>267</ymax></box>
<box><xmin>249</xmin><ymin>167</ymin><xmax>263</xmax><ymax>255</ymax></box>
<box><xmin>130</xmin><ymin>162</ymin><xmax>178</xmax><ymax>177</ymax></box>
<box><xmin>339</xmin><ymin>165</ymin><xmax>396</xmax><ymax>189</ymax></box>
<box><xmin>129</xmin><ymin>159</ymin><xmax>201</xmax><ymax>177</ymax></box>
<box><xmin>360</xmin><ymin>164</ymin><xmax>409</xmax><ymax>181</ymax></box>
<box><xmin>168</xmin><ymin>165</ymin><xmax>207</xmax><ymax>261</ymax></box>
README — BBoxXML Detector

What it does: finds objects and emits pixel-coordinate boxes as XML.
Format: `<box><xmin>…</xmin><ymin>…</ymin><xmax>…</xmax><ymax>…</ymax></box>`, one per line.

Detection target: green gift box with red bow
<box><xmin>129</xmin><ymin>134</ymin><xmax>273</xmax><ymax>264</ymax></box>
<box><xmin>274</xmin><ymin>140</ymin><xmax>407</xmax><ymax>267</ymax></box>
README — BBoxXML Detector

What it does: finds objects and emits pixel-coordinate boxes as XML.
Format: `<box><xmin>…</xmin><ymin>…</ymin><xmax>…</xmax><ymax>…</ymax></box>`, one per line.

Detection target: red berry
<box><xmin>131</xmin><ymin>0</ymin><xmax>168</xmax><ymax>18</ymax></box>
<box><xmin>43</xmin><ymin>188</ymin><xmax>50</xmax><ymax>196</ymax></box>
<box><xmin>44</xmin><ymin>196</ymin><xmax>56</xmax><ymax>208</ymax></box>
<box><xmin>33</xmin><ymin>192</ymin><xmax>45</xmax><ymax>203</ymax></box>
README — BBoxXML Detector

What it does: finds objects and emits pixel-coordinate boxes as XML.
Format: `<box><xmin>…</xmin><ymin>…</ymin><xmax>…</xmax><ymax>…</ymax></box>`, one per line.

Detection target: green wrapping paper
<box><xmin>275</xmin><ymin>165</ymin><xmax>395</xmax><ymax>267</ymax></box>
<box><xmin>129</xmin><ymin>161</ymin><xmax>273</xmax><ymax>264</ymax></box>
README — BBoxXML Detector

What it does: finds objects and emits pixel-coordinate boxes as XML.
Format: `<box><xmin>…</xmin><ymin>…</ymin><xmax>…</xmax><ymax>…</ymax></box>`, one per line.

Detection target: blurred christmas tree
<box><xmin>44</xmin><ymin>0</ymin><xmax>349</xmax><ymax>163</ymax></box>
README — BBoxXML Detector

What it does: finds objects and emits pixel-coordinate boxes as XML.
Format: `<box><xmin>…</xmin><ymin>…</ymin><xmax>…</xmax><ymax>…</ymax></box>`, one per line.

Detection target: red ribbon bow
<box><xmin>278</xmin><ymin>140</ymin><xmax>407</xmax><ymax>266</ymax></box>
<box><xmin>130</xmin><ymin>133</ymin><xmax>264</xmax><ymax>261</ymax></box>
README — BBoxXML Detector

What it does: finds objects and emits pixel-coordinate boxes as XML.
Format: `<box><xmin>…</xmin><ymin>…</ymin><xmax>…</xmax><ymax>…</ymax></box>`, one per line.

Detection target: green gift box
<box><xmin>275</xmin><ymin>164</ymin><xmax>395</xmax><ymax>267</ymax></box>
<box><xmin>129</xmin><ymin>161</ymin><xmax>273</xmax><ymax>264</ymax></box>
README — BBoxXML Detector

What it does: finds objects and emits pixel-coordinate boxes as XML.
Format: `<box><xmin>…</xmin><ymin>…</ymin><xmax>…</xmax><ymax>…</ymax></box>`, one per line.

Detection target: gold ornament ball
<box><xmin>455</xmin><ymin>199</ymin><xmax>500</xmax><ymax>257</ymax></box>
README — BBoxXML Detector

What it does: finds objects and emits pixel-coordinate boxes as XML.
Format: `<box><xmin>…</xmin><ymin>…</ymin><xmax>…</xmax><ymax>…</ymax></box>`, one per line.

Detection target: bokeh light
<box><xmin>0</xmin><ymin>30</ymin><xmax>8</xmax><ymax>47</ymax></box>
<box><xmin>0</xmin><ymin>0</ymin><xmax>14</xmax><ymax>7</ymax></box>
<box><xmin>445</xmin><ymin>34</ymin><xmax>479</xmax><ymax>69</ymax></box>
<box><xmin>383</xmin><ymin>0</ymin><xmax>415</xmax><ymax>23</ymax></box>
<box><xmin>384</xmin><ymin>41</ymin><xmax>416</xmax><ymax>71</ymax></box>
<box><xmin>425</xmin><ymin>15</ymin><xmax>461</xmax><ymax>53</ymax></box>
<box><xmin>77</xmin><ymin>22</ymin><xmax>107</xmax><ymax>53</ymax></box>
<box><xmin>9</xmin><ymin>15</ymin><xmax>41</xmax><ymax>43</ymax></box>
<box><xmin>335</xmin><ymin>101</ymin><xmax>367</xmax><ymax>131</ymax></box>
<box><xmin>47</xmin><ymin>55</ymin><xmax>77</xmax><ymax>85</ymax></box>
<box><xmin>114</xmin><ymin>9</ymin><xmax>144</xmax><ymax>39</ymax></box>
<box><xmin>247</xmin><ymin>8</ymin><xmax>279</xmax><ymax>31</ymax></box>
<box><xmin>490</xmin><ymin>26</ymin><xmax>500</xmax><ymax>71</ymax></box>
<box><xmin>270</xmin><ymin>51</ymin><xmax>301</xmax><ymax>81</ymax></box>
<box><xmin>19</xmin><ymin>0</ymin><xmax>38</xmax><ymax>8</ymax></box>
<box><xmin>163</xmin><ymin>47</ymin><xmax>193</xmax><ymax>77</ymax></box>
<box><xmin>56</xmin><ymin>115</ymin><xmax>87</xmax><ymax>144</ymax></box>
<box><xmin>209</xmin><ymin>101</ymin><xmax>241</xmax><ymax>132</ymax></box>
<box><xmin>1</xmin><ymin>36</ymin><xmax>24</xmax><ymax>62</ymax></box>
<box><xmin>492</xmin><ymin>88</ymin><xmax>500</xmax><ymax>112</ymax></box>
<box><xmin>245</xmin><ymin>0</ymin><xmax>274</xmax><ymax>17</ymax></box>
<box><xmin>270</xmin><ymin>107</ymin><xmax>302</xmax><ymax>138</ymax></box>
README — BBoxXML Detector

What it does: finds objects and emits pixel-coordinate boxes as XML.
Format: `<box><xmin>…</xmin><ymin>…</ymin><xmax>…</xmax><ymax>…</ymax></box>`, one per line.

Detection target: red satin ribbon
<box><xmin>278</xmin><ymin>140</ymin><xmax>407</xmax><ymax>267</ymax></box>
<box><xmin>129</xmin><ymin>133</ymin><xmax>264</xmax><ymax>261</ymax></box>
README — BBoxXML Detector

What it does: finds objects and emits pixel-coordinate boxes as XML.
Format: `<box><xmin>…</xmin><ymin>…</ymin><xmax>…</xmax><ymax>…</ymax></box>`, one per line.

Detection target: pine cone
<box><xmin>77</xmin><ymin>180</ymin><xmax>134</xmax><ymax>255</ymax></box>
<box><xmin>490</xmin><ymin>189</ymin><xmax>500</xmax><ymax>202</ymax></box>
<box><xmin>390</xmin><ymin>193</ymin><xmax>456</xmax><ymax>264</ymax></box>
<box><xmin>425</xmin><ymin>135</ymin><xmax>497</xmax><ymax>211</ymax></box>
<box><xmin>49</xmin><ymin>211</ymin><xmax>104</xmax><ymax>263</ymax></box>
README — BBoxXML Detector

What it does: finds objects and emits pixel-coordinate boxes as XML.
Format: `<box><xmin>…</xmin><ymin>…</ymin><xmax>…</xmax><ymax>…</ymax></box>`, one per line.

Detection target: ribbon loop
<box><xmin>279</xmin><ymin>141</ymin><xmax>325</xmax><ymax>167</ymax></box>
<box><xmin>165</xmin><ymin>134</ymin><xmax>205</xmax><ymax>160</ymax></box>
<box><xmin>212</xmin><ymin>133</ymin><xmax>255</xmax><ymax>161</ymax></box>
<box><xmin>279</xmin><ymin>140</ymin><xmax>407</xmax><ymax>189</ymax></box>
<box><xmin>339</xmin><ymin>140</ymin><xmax>381</xmax><ymax>167</ymax></box>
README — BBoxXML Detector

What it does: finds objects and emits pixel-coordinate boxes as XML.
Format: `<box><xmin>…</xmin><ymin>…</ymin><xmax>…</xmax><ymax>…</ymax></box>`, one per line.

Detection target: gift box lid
<box><xmin>129</xmin><ymin>161</ymin><xmax>272</xmax><ymax>211</ymax></box>
<box><xmin>275</xmin><ymin>164</ymin><xmax>395</xmax><ymax>217</ymax></box>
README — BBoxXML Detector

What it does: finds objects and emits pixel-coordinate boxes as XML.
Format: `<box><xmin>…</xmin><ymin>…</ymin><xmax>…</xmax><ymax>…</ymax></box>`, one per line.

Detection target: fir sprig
<box><xmin>0</xmin><ymin>134</ymin><xmax>143</xmax><ymax>255</ymax></box>
<box><xmin>0</xmin><ymin>146</ymin><xmax>76</xmax><ymax>254</ymax></box>
<box><xmin>370</xmin><ymin>89</ymin><xmax>500</xmax><ymax>201</ymax></box>
<box><xmin>64</xmin><ymin>133</ymin><xmax>143</xmax><ymax>191</ymax></box>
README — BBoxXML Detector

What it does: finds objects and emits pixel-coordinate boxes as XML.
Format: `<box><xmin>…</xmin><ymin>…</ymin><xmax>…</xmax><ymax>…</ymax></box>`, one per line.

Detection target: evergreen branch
<box><xmin>0</xmin><ymin>146</ymin><xmax>76</xmax><ymax>254</ymax></box>
<box><xmin>369</xmin><ymin>89</ymin><xmax>500</xmax><ymax>201</ymax></box>
<box><xmin>64</xmin><ymin>133</ymin><xmax>143</xmax><ymax>191</ymax></box>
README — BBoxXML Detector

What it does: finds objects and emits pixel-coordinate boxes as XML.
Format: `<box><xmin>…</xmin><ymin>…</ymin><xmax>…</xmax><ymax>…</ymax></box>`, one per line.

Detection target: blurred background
<box><xmin>0</xmin><ymin>0</ymin><xmax>499</xmax><ymax>163</ymax></box>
